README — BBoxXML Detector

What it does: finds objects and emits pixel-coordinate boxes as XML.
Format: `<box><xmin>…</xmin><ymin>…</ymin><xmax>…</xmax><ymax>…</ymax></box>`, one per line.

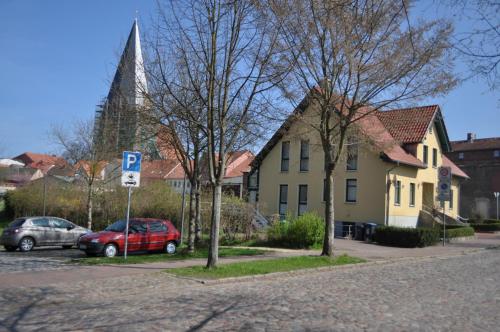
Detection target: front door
<box><xmin>422</xmin><ymin>183</ymin><xmax>434</xmax><ymax>210</ymax></box>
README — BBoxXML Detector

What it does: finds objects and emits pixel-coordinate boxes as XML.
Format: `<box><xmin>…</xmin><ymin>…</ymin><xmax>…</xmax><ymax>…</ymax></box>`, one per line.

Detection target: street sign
<box><xmin>437</xmin><ymin>166</ymin><xmax>451</xmax><ymax>202</ymax></box>
<box><xmin>121</xmin><ymin>151</ymin><xmax>142</xmax><ymax>187</ymax></box>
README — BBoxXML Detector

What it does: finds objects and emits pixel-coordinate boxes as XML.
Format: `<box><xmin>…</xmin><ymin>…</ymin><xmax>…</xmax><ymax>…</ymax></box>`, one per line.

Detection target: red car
<box><xmin>78</xmin><ymin>218</ymin><xmax>180</xmax><ymax>257</ymax></box>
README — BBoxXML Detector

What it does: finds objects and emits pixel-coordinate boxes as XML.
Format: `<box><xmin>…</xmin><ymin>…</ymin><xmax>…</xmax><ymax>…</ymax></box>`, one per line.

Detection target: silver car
<box><xmin>0</xmin><ymin>217</ymin><xmax>90</xmax><ymax>252</ymax></box>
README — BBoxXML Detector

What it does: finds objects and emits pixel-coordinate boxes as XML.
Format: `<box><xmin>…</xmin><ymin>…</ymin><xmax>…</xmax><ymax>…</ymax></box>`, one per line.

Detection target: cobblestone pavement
<box><xmin>0</xmin><ymin>248</ymin><xmax>498</xmax><ymax>331</ymax></box>
<box><xmin>0</xmin><ymin>248</ymin><xmax>84</xmax><ymax>273</ymax></box>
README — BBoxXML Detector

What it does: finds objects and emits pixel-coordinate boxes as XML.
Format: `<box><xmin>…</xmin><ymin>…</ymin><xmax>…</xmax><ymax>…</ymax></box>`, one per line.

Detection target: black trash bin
<box><xmin>364</xmin><ymin>223</ymin><xmax>378</xmax><ymax>242</ymax></box>
<box><xmin>355</xmin><ymin>223</ymin><xmax>365</xmax><ymax>241</ymax></box>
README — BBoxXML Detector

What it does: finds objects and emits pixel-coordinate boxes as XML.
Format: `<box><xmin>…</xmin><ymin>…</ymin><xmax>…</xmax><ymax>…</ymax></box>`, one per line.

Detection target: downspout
<box><xmin>385</xmin><ymin>162</ymin><xmax>400</xmax><ymax>226</ymax></box>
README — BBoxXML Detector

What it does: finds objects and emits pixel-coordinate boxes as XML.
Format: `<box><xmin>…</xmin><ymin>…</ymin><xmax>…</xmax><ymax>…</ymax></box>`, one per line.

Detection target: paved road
<box><xmin>0</xmin><ymin>248</ymin><xmax>498</xmax><ymax>331</ymax></box>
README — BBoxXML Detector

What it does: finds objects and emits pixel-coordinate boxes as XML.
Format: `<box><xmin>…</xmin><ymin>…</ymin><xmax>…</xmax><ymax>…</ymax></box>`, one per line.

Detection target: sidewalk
<box><xmin>0</xmin><ymin>233</ymin><xmax>498</xmax><ymax>289</ymax></box>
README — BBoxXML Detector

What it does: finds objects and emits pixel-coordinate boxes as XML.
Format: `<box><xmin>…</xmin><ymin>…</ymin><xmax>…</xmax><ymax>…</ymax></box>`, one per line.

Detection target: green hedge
<box><xmin>373</xmin><ymin>226</ymin><xmax>440</xmax><ymax>248</ymax></box>
<box><xmin>267</xmin><ymin>212</ymin><xmax>324</xmax><ymax>249</ymax></box>
<box><xmin>471</xmin><ymin>223</ymin><xmax>500</xmax><ymax>232</ymax></box>
<box><xmin>483</xmin><ymin>219</ymin><xmax>500</xmax><ymax>224</ymax></box>
<box><xmin>443</xmin><ymin>226</ymin><xmax>475</xmax><ymax>238</ymax></box>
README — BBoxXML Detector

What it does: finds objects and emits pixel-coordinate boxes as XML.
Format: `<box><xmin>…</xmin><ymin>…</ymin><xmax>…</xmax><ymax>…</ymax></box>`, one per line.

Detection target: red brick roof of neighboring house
<box><xmin>376</xmin><ymin>105</ymin><xmax>439</xmax><ymax>144</ymax></box>
<box><xmin>451</xmin><ymin>137</ymin><xmax>500</xmax><ymax>152</ymax></box>
<box><xmin>442</xmin><ymin>155</ymin><xmax>469</xmax><ymax>179</ymax></box>
<box><xmin>75</xmin><ymin>161</ymin><xmax>108</xmax><ymax>178</ymax></box>
<box><xmin>13</xmin><ymin>152</ymin><xmax>67</xmax><ymax>174</ymax></box>
<box><xmin>141</xmin><ymin>160</ymin><xmax>181</xmax><ymax>180</ymax></box>
<box><xmin>225</xmin><ymin>150</ymin><xmax>254</xmax><ymax>178</ymax></box>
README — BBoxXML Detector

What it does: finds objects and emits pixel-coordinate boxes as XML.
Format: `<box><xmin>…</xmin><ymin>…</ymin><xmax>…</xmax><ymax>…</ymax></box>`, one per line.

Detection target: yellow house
<box><xmin>249</xmin><ymin>100</ymin><xmax>469</xmax><ymax>231</ymax></box>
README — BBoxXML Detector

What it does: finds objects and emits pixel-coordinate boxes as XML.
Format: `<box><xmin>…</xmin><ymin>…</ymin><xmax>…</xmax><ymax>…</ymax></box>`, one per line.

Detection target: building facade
<box><xmin>250</xmin><ymin>99</ymin><xmax>468</xmax><ymax>230</ymax></box>
<box><xmin>446</xmin><ymin>134</ymin><xmax>500</xmax><ymax>219</ymax></box>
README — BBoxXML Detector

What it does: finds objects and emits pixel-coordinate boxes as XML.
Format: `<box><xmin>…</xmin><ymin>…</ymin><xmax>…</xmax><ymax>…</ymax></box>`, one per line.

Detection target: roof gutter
<box><xmin>384</xmin><ymin>162</ymin><xmax>400</xmax><ymax>226</ymax></box>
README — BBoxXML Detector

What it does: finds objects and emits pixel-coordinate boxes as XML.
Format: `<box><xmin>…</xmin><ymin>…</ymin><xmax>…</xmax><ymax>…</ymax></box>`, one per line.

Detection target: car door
<box><xmin>147</xmin><ymin>221</ymin><xmax>168</xmax><ymax>251</ymax></box>
<box><xmin>47</xmin><ymin>218</ymin><xmax>64</xmax><ymax>245</ymax></box>
<box><xmin>29</xmin><ymin>218</ymin><xmax>51</xmax><ymax>245</ymax></box>
<box><xmin>127</xmin><ymin>221</ymin><xmax>148</xmax><ymax>252</ymax></box>
<box><xmin>53</xmin><ymin>218</ymin><xmax>77</xmax><ymax>245</ymax></box>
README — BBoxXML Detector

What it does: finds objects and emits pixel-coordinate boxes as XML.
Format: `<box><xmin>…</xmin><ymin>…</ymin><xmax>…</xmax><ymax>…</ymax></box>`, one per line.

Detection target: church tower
<box><xmin>94</xmin><ymin>19</ymin><xmax>158</xmax><ymax>158</ymax></box>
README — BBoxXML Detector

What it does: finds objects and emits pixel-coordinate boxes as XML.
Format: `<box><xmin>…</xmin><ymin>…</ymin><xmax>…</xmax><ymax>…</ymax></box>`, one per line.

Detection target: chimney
<box><xmin>467</xmin><ymin>132</ymin><xmax>476</xmax><ymax>142</ymax></box>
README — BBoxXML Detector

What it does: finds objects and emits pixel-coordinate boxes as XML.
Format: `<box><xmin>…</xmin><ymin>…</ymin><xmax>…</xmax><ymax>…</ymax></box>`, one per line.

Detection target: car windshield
<box><xmin>105</xmin><ymin>220</ymin><xmax>127</xmax><ymax>232</ymax></box>
<box><xmin>9</xmin><ymin>218</ymin><xmax>26</xmax><ymax>228</ymax></box>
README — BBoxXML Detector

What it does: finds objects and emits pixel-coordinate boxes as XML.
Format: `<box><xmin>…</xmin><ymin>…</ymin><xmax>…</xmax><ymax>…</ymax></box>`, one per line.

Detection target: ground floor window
<box><xmin>298</xmin><ymin>185</ymin><xmax>308</xmax><ymax>215</ymax></box>
<box><xmin>394</xmin><ymin>180</ymin><xmax>401</xmax><ymax>205</ymax></box>
<box><xmin>345</xmin><ymin>179</ymin><xmax>357</xmax><ymax>203</ymax></box>
<box><xmin>409</xmin><ymin>183</ymin><xmax>415</xmax><ymax>207</ymax></box>
<box><xmin>279</xmin><ymin>185</ymin><xmax>288</xmax><ymax>217</ymax></box>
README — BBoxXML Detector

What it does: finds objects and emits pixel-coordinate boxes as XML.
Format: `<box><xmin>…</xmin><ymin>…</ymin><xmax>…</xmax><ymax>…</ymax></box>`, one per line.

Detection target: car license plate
<box><xmin>79</xmin><ymin>244</ymin><xmax>87</xmax><ymax>250</ymax></box>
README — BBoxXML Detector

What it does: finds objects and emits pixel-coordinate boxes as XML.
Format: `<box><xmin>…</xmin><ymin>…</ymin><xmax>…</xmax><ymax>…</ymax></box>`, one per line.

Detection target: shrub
<box><xmin>471</xmin><ymin>223</ymin><xmax>500</xmax><ymax>232</ymax></box>
<box><xmin>267</xmin><ymin>212</ymin><xmax>324</xmax><ymax>249</ymax></box>
<box><xmin>443</xmin><ymin>226</ymin><xmax>475</xmax><ymax>238</ymax></box>
<box><xmin>373</xmin><ymin>226</ymin><xmax>440</xmax><ymax>248</ymax></box>
<box><xmin>483</xmin><ymin>219</ymin><xmax>500</xmax><ymax>224</ymax></box>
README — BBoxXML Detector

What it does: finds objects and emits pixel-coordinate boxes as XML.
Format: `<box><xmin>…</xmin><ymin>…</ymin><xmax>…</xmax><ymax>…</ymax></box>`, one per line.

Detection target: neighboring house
<box><xmin>13</xmin><ymin>152</ymin><xmax>67</xmax><ymax>174</ymax></box>
<box><xmin>250</xmin><ymin>98</ymin><xmax>468</xmax><ymax>231</ymax></box>
<box><xmin>223</xmin><ymin>151</ymin><xmax>254</xmax><ymax>198</ymax></box>
<box><xmin>445</xmin><ymin>134</ymin><xmax>500</xmax><ymax>219</ymax></box>
<box><xmin>0</xmin><ymin>166</ymin><xmax>43</xmax><ymax>194</ymax></box>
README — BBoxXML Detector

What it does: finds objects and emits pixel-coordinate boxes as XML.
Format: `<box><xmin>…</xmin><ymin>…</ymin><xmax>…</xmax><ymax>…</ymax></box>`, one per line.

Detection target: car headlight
<box><xmin>90</xmin><ymin>239</ymin><xmax>100</xmax><ymax>243</ymax></box>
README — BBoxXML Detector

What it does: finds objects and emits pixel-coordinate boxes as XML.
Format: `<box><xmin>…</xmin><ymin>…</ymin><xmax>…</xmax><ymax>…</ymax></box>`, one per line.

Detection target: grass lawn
<box><xmin>74</xmin><ymin>247</ymin><xmax>267</xmax><ymax>265</ymax></box>
<box><xmin>169</xmin><ymin>254</ymin><xmax>366</xmax><ymax>279</ymax></box>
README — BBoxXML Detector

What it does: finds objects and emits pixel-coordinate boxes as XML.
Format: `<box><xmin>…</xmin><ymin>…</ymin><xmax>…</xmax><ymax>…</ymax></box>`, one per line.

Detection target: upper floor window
<box><xmin>345</xmin><ymin>179</ymin><xmax>357</xmax><ymax>203</ymax></box>
<box><xmin>394</xmin><ymin>180</ymin><xmax>401</xmax><ymax>205</ymax></box>
<box><xmin>279</xmin><ymin>185</ymin><xmax>288</xmax><ymax>217</ymax></box>
<box><xmin>409</xmin><ymin>183</ymin><xmax>415</xmax><ymax>207</ymax></box>
<box><xmin>281</xmin><ymin>141</ymin><xmax>290</xmax><ymax>172</ymax></box>
<box><xmin>298</xmin><ymin>185</ymin><xmax>308</xmax><ymax>215</ymax></box>
<box><xmin>300</xmin><ymin>140</ymin><xmax>309</xmax><ymax>171</ymax></box>
<box><xmin>432</xmin><ymin>148</ymin><xmax>437</xmax><ymax>168</ymax></box>
<box><xmin>423</xmin><ymin>145</ymin><xmax>428</xmax><ymax>165</ymax></box>
<box><xmin>494</xmin><ymin>150</ymin><xmax>500</xmax><ymax>158</ymax></box>
<box><xmin>346</xmin><ymin>142</ymin><xmax>358</xmax><ymax>171</ymax></box>
<box><xmin>458</xmin><ymin>152</ymin><xmax>464</xmax><ymax>160</ymax></box>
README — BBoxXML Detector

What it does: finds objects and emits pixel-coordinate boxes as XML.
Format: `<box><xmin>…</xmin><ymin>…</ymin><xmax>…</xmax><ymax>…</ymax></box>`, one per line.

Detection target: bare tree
<box><xmin>446</xmin><ymin>0</ymin><xmax>499</xmax><ymax>90</ymax></box>
<box><xmin>264</xmin><ymin>0</ymin><xmax>457</xmax><ymax>256</ymax></box>
<box><xmin>50</xmin><ymin>119</ymin><xmax>111</xmax><ymax>230</ymax></box>
<box><xmin>148</xmin><ymin>0</ymin><xmax>287</xmax><ymax>268</ymax></box>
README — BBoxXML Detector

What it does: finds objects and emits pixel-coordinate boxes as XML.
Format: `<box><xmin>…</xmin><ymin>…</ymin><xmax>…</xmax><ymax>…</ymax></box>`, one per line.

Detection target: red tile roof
<box><xmin>141</xmin><ymin>160</ymin><xmax>180</xmax><ymax>180</ymax></box>
<box><xmin>376</xmin><ymin>105</ymin><xmax>438</xmax><ymax>144</ymax></box>
<box><xmin>442</xmin><ymin>155</ymin><xmax>469</xmax><ymax>178</ymax></box>
<box><xmin>451</xmin><ymin>137</ymin><xmax>500</xmax><ymax>152</ymax></box>
<box><xmin>225</xmin><ymin>151</ymin><xmax>254</xmax><ymax>178</ymax></box>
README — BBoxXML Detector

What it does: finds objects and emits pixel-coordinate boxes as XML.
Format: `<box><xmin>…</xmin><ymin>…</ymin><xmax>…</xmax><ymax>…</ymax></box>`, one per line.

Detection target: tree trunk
<box><xmin>194</xmin><ymin>184</ymin><xmax>202</xmax><ymax>243</ymax></box>
<box><xmin>207</xmin><ymin>183</ymin><xmax>222</xmax><ymax>268</ymax></box>
<box><xmin>86</xmin><ymin>185</ymin><xmax>93</xmax><ymax>230</ymax></box>
<box><xmin>187</xmin><ymin>185</ymin><xmax>196</xmax><ymax>253</ymax></box>
<box><xmin>322</xmin><ymin>168</ymin><xmax>334</xmax><ymax>256</ymax></box>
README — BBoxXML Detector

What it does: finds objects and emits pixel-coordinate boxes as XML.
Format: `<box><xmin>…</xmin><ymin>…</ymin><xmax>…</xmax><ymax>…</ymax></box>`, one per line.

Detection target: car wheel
<box><xmin>103</xmin><ymin>243</ymin><xmax>118</xmax><ymax>258</ymax></box>
<box><xmin>4</xmin><ymin>246</ymin><xmax>17</xmax><ymax>252</ymax></box>
<box><xmin>164</xmin><ymin>241</ymin><xmax>177</xmax><ymax>254</ymax></box>
<box><xmin>18</xmin><ymin>237</ymin><xmax>35</xmax><ymax>252</ymax></box>
<box><xmin>62</xmin><ymin>245</ymin><xmax>73</xmax><ymax>249</ymax></box>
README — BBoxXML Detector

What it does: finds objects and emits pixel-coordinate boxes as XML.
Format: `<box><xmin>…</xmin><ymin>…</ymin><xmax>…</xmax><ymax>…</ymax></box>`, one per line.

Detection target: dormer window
<box><xmin>423</xmin><ymin>145</ymin><xmax>428</xmax><ymax>165</ymax></box>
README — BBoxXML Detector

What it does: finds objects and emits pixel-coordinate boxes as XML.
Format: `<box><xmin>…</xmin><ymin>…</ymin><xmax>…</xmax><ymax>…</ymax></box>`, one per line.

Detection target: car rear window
<box><xmin>150</xmin><ymin>221</ymin><xmax>167</xmax><ymax>233</ymax></box>
<box><xmin>9</xmin><ymin>218</ymin><xmax>26</xmax><ymax>228</ymax></box>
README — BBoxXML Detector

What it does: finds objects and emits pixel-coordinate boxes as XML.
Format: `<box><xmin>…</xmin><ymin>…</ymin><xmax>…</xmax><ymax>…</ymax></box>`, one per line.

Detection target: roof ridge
<box><xmin>379</xmin><ymin>105</ymin><xmax>439</xmax><ymax>113</ymax></box>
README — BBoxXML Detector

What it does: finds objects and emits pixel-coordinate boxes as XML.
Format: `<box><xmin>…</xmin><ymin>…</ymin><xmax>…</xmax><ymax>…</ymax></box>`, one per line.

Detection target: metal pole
<box><xmin>180</xmin><ymin>174</ymin><xmax>187</xmax><ymax>245</ymax></box>
<box><xmin>124</xmin><ymin>186</ymin><xmax>132</xmax><ymax>260</ymax></box>
<box><xmin>442</xmin><ymin>204</ymin><xmax>446</xmax><ymax>246</ymax></box>
<box><xmin>495</xmin><ymin>192</ymin><xmax>499</xmax><ymax>220</ymax></box>
<box><xmin>42</xmin><ymin>176</ymin><xmax>47</xmax><ymax>216</ymax></box>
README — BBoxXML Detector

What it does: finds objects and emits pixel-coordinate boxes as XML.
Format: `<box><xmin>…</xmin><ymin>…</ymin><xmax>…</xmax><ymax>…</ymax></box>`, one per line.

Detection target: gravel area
<box><xmin>0</xmin><ymin>248</ymin><xmax>498</xmax><ymax>331</ymax></box>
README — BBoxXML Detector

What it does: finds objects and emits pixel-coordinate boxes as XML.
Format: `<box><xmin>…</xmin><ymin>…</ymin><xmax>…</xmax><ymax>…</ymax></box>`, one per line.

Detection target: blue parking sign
<box><xmin>122</xmin><ymin>151</ymin><xmax>142</xmax><ymax>172</ymax></box>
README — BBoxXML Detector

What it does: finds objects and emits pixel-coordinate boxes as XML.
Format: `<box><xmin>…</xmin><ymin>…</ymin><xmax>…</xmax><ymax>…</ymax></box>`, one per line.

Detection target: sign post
<box><xmin>121</xmin><ymin>151</ymin><xmax>142</xmax><ymax>260</ymax></box>
<box><xmin>494</xmin><ymin>192</ymin><xmax>499</xmax><ymax>220</ymax></box>
<box><xmin>437</xmin><ymin>166</ymin><xmax>452</xmax><ymax>246</ymax></box>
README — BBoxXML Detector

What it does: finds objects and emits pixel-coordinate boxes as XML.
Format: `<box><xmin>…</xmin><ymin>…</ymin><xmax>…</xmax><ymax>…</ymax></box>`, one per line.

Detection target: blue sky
<box><xmin>0</xmin><ymin>0</ymin><xmax>498</xmax><ymax>158</ymax></box>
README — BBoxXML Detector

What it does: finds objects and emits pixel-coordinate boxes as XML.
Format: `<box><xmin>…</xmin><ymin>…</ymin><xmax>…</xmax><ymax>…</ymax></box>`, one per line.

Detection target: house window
<box><xmin>298</xmin><ymin>185</ymin><xmax>308</xmax><ymax>215</ymax></box>
<box><xmin>346</xmin><ymin>142</ymin><xmax>358</xmax><ymax>171</ymax></box>
<box><xmin>432</xmin><ymin>148</ymin><xmax>437</xmax><ymax>168</ymax></box>
<box><xmin>281</xmin><ymin>141</ymin><xmax>290</xmax><ymax>172</ymax></box>
<box><xmin>450</xmin><ymin>190</ymin><xmax>454</xmax><ymax>209</ymax></box>
<box><xmin>345</xmin><ymin>179</ymin><xmax>357</xmax><ymax>203</ymax></box>
<box><xmin>279</xmin><ymin>185</ymin><xmax>288</xmax><ymax>217</ymax></box>
<box><xmin>458</xmin><ymin>152</ymin><xmax>464</xmax><ymax>160</ymax></box>
<box><xmin>394</xmin><ymin>180</ymin><xmax>401</xmax><ymax>205</ymax></box>
<box><xmin>300</xmin><ymin>140</ymin><xmax>309</xmax><ymax>171</ymax></box>
<box><xmin>423</xmin><ymin>145</ymin><xmax>428</xmax><ymax>165</ymax></box>
<box><xmin>409</xmin><ymin>183</ymin><xmax>415</xmax><ymax>207</ymax></box>
<box><xmin>494</xmin><ymin>150</ymin><xmax>500</xmax><ymax>158</ymax></box>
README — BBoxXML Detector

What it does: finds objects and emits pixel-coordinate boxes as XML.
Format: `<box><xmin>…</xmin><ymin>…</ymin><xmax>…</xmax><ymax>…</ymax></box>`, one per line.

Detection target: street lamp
<box><xmin>494</xmin><ymin>192</ymin><xmax>499</xmax><ymax>220</ymax></box>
